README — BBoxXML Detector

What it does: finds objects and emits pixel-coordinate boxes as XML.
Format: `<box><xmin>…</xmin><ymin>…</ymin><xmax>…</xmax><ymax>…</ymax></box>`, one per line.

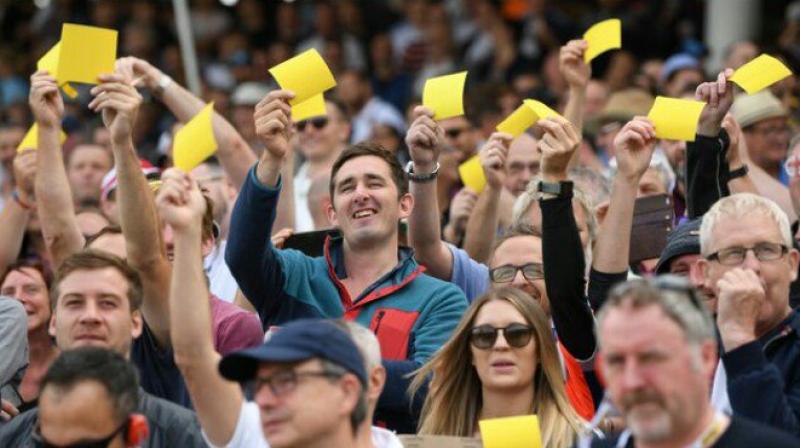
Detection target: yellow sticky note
<box><xmin>173</xmin><ymin>103</ymin><xmax>218</xmax><ymax>172</ymax></box>
<box><xmin>458</xmin><ymin>155</ymin><xmax>487</xmax><ymax>194</ymax></box>
<box><xmin>292</xmin><ymin>93</ymin><xmax>327</xmax><ymax>122</ymax></box>
<box><xmin>37</xmin><ymin>42</ymin><xmax>79</xmax><ymax>98</ymax></box>
<box><xmin>269</xmin><ymin>49</ymin><xmax>337</xmax><ymax>106</ymax></box>
<box><xmin>423</xmin><ymin>71</ymin><xmax>468</xmax><ymax>120</ymax></box>
<box><xmin>583</xmin><ymin>19</ymin><xmax>622</xmax><ymax>63</ymax></box>
<box><xmin>17</xmin><ymin>124</ymin><xmax>67</xmax><ymax>152</ymax></box>
<box><xmin>57</xmin><ymin>24</ymin><xmax>118</xmax><ymax>85</ymax></box>
<box><xmin>496</xmin><ymin>100</ymin><xmax>562</xmax><ymax>137</ymax></box>
<box><xmin>730</xmin><ymin>54</ymin><xmax>793</xmax><ymax>95</ymax></box>
<box><xmin>647</xmin><ymin>96</ymin><xmax>706</xmax><ymax>142</ymax></box>
<box><xmin>479</xmin><ymin>415</ymin><xmax>542</xmax><ymax>448</ymax></box>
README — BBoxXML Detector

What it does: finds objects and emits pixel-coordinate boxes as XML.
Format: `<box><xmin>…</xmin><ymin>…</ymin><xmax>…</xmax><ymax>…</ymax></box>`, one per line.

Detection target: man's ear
<box><xmin>326</xmin><ymin>201</ymin><xmax>338</xmax><ymax>227</ymax></box>
<box><xmin>130</xmin><ymin>310</ymin><xmax>143</xmax><ymax>340</ymax></box>
<box><xmin>48</xmin><ymin>311</ymin><xmax>57</xmax><ymax>338</ymax></box>
<box><xmin>398</xmin><ymin>193</ymin><xmax>414</xmax><ymax>220</ymax></box>
<box><xmin>338</xmin><ymin>374</ymin><xmax>362</xmax><ymax>418</ymax></box>
<box><xmin>368</xmin><ymin>366</ymin><xmax>387</xmax><ymax>403</ymax></box>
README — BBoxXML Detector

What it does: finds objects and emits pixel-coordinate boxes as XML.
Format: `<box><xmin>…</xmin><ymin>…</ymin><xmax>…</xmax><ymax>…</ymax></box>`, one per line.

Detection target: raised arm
<box><xmin>461</xmin><ymin>132</ymin><xmax>514</xmax><ymax>263</ymax></box>
<box><xmin>29</xmin><ymin>70</ymin><xmax>85</xmax><ymax>267</ymax></box>
<box><xmin>559</xmin><ymin>39</ymin><xmax>590</xmax><ymax>167</ymax></box>
<box><xmin>0</xmin><ymin>152</ymin><xmax>36</xmax><ymax>273</ymax></box>
<box><xmin>156</xmin><ymin>167</ymin><xmax>243</xmax><ymax>446</ymax></box>
<box><xmin>90</xmin><ymin>73</ymin><xmax>172</xmax><ymax>346</ymax></box>
<box><xmin>405</xmin><ymin>106</ymin><xmax>454</xmax><ymax>280</ymax></box>
<box><xmin>721</xmin><ymin>115</ymin><xmax>758</xmax><ymax>195</ymax></box>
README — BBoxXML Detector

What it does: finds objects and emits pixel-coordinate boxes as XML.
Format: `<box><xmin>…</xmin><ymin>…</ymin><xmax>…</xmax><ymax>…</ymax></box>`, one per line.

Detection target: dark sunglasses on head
<box><xmin>33</xmin><ymin>420</ymin><xmax>127</xmax><ymax>448</ymax></box>
<box><xmin>297</xmin><ymin>117</ymin><xmax>329</xmax><ymax>132</ymax></box>
<box><xmin>470</xmin><ymin>323</ymin><xmax>534</xmax><ymax>349</ymax></box>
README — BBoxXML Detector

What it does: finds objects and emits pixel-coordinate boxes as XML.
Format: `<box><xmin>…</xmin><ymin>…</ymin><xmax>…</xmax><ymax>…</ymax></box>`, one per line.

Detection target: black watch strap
<box><xmin>537</xmin><ymin>180</ymin><xmax>573</xmax><ymax>198</ymax></box>
<box><xmin>728</xmin><ymin>164</ymin><xmax>749</xmax><ymax>180</ymax></box>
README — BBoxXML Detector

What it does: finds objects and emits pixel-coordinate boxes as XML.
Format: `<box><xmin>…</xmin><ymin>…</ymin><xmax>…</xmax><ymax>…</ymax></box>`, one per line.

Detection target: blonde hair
<box><xmin>700</xmin><ymin>193</ymin><xmax>792</xmax><ymax>254</ymax></box>
<box><xmin>409</xmin><ymin>287</ymin><xmax>585</xmax><ymax>447</ymax></box>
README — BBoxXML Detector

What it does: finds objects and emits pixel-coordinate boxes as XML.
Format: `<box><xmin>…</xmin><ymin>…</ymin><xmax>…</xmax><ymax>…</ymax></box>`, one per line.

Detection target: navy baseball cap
<box><xmin>655</xmin><ymin>218</ymin><xmax>702</xmax><ymax>274</ymax></box>
<box><xmin>219</xmin><ymin>318</ymin><xmax>367</xmax><ymax>385</ymax></box>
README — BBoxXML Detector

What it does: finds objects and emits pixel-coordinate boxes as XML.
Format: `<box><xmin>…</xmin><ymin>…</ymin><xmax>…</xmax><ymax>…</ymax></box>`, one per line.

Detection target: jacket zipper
<box><xmin>373</xmin><ymin>310</ymin><xmax>386</xmax><ymax>334</ymax></box>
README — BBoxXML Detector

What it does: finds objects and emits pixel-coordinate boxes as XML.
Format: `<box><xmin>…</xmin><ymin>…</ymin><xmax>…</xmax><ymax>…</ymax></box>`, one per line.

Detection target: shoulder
<box><xmin>0</xmin><ymin>407</ymin><xmax>37</xmax><ymax>444</ymax></box>
<box><xmin>139</xmin><ymin>393</ymin><xmax>206</xmax><ymax>445</ymax></box>
<box><xmin>722</xmin><ymin>415</ymin><xmax>800</xmax><ymax>447</ymax></box>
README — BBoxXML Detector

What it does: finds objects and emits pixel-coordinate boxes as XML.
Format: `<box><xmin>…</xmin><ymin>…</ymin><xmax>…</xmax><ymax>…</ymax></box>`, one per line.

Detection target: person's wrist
<box><xmin>12</xmin><ymin>189</ymin><xmax>33</xmax><ymax>210</ymax></box>
<box><xmin>541</xmin><ymin>169</ymin><xmax>567</xmax><ymax>183</ymax></box>
<box><xmin>697</xmin><ymin>119</ymin><xmax>722</xmax><ymax>137</ymax></box>
<box><xmin>412</xmin><ymin>160</ymin><xmax>436</xmax><ymax>175</ymax></box>
<box><xmin>719</xmin><ymin>324</ymin><xmax>756</xmax><ymax>351</ymax></box>
<box><xmin>568</xmin><ymin>84</ymin><xmax>587</xmax><ymax>96</ymax></box>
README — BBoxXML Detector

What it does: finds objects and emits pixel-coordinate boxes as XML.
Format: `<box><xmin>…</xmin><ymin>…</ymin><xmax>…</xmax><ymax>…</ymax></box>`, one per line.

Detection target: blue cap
<box><xmin>218</xmin><ymin>319</ymin><xmax>367</xmax><ymax>385</ymax></box>
<box><xmin>655</xmin><ymin>218</ymin><xmax>702</xmax><ymax>274</ymax></box>
<box><xmin>661</xmin><ymin>53</ymin><xmax>701</xmax><ymax>82</ymax></box>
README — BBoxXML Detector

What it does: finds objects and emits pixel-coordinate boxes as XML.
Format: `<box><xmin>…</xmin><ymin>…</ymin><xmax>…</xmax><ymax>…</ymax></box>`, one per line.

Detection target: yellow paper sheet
<box><xmin>730</xmin><ymin>54</ymin><xmax>793</xmax><ymax>94</ymax></box>
<box><xmin>37</xmin><ymin>42</ymin><xmax>78</xmax><ymax>98</ymax></box>
<box><xmin>496</xmin><ymin>100</ymin><xmax>563</xmax><ymax>137</ymax></box>
<box><xmin>269</xmin><ymin>49</ymin><xmax>337</xmax><ymax>106</ymax></box>
<box><xmin>423</xmin><ymin>71</ymin><xmax>468</xmax><ymax>120</ymax></box>
<box><xmin>57</xmin><ymin>24</ymin><xmax>118</xmax><ymax>85</ymax></box>
<box><xmin>583</xmin><ymin>19</ymin><xmax>622</xmax><ymax>63</ymax></box>
<box><xmin>647</xmin><ymin>96</ymin><xmax>706</xmax><ymax>142</ymax></box>
<box><xmin>458</xmin><ymin>155</ymin><xmax>487</xmax><ymax>195</ymax></box>
<box><xmin>479</xmin><ymin>415</ymin><xmax>542</xmax><ymax>448</ymax></box>
<box><xmin>17</xmin><ymin>124</ymin><xmax>67</xmax><ymax>152</ymax></box>
<box><xmin>173</xmin><ymin>103</ymin><xmax>218</xmax><ymax>172</ymax></box>
<box><xmin>292</xmin><ymin>93</ymin><xmax>327</xmax><ymax>122</ymax></box>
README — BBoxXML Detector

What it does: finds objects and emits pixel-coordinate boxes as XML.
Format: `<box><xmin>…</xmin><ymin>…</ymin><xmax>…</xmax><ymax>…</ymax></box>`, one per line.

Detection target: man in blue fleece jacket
<box><xmin>225</xmin><ymin>90</ymin><xmax>467</xmax><ymax>433</ymax></box>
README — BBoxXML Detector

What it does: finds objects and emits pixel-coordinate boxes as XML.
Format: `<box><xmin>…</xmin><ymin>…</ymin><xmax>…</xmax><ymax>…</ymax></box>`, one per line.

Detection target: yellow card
<box><xmin>17</xmin><ymin>124</ymin><xmax>67</xmax><ymax>152</ymax></box>
<box><xmin>269</xmin><ymin>49</ymin><xmax>337</xmax><ymax>106</ymax></box>
<box><xmin>423</xmin><ymin>71</ymin><xmax>468</xmax><ymax>120</ymax></box>
<box><xmin>647</xmin><ymin>96</ymin><xmax>706</xmax><ymax>142</ymax></box>
<box><xmin>496</xmin><ymin>100</ymin><xmax>563</xmax><ymax>137</ymax></box>
<box><xmin>524</xmin><ymin>99</ymin><xmax>561</xmax><ymax>121</ymax></box>
<box><xmin>173</xmin><ymin>103</ymin><xmax>218</xmax><ymax>172</ymax></box>
<box><xmin>57</xmin><ymin>24</ymin><xmax>118</xmax><ymax>85</ymax></box>
<box><xmin>37</xmin><ymin>42</ymin><xmax>78</xmax><ymax>98</ymax></box>
<box><xmin>292</xmin><ymin>93</ymin><xmax>327</xmax><ymax>122</ymax></box>
<box><xmin>583</xmin><ymin>18</ymin><xmax>622</xmax><ymax>63</ymax></box>
<box><xmin>730</xmin><ymin>54</ymin><xmax>793</xmax><ymax>94</ymax></box>
<box><xmin>458</xmin><ymin>155</ymin><xmax>487</xmax><ymax>195</ymax></box>
<box><xmin>479</xmin><ymin>415</ymin><xmax>542</xmax><ymax>448</ymax></box>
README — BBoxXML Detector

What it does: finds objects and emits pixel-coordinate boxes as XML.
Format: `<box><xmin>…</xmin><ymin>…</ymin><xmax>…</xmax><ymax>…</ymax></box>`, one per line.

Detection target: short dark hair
<box><xmin>1</xmin><ymin>257</ymin><xmax>53</xmax><ymax>290</ymax></box>
<box><xmin>51</xmin><ymin>250</ymin><xmax>143</xmax><ymax>312</ymax></box>
<box><xmin>40</xmin><ymin>347</ymin><xmax>139</xmax><ymax>423</ymax></box>
<box><xmin>329</xmin><ymin>141</ymin><xmax>408</xmax><ymax>201</ymax></box>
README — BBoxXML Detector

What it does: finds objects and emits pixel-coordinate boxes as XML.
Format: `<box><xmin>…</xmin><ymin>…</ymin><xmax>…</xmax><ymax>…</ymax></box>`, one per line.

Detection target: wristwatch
<box><xmin>537</xmin><ymin>180</ymin><xmax>573</xmax><ymax>198</ymax></box>
<box><xmin>728</xmin><ymin>164</ymin><xmax>749</xmax><ymax>180</ymax></box>
<box><xmin>405</xmin><ymin>161</ymin><xmax>440</xmax><ymax>182</ymax></box>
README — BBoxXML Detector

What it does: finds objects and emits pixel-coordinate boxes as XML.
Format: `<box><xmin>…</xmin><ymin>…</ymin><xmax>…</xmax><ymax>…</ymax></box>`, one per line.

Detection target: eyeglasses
<box><xmin>33</xmin><ymin>420</ymin><xmax>127</xmax><ymax>448</ymax></box>
<box><xmin>705</xmin><ymin>242</ymin><xmax>788</xmax><ymax>266</ymax></box>
<box><xmin>489</xmin><ymin>263</ymin><xmax>544</xmax><ymax>283</ymax></box>
<box><xmin>255</xmin><ymin>369</ymin><xmax>342</xmax><ymax>398</ymax></box>
<box><xmin>296</xmin><ymin>117</ymin><xmax>329</xmax><ymax>132</ymax></box>
<box><xmin>470</xmin><ymin>323</ymin><xmax>534</xmax><ymax>349</ymax></box>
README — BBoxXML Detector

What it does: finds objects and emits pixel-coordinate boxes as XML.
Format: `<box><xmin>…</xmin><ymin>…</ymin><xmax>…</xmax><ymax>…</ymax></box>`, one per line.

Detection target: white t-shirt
<box><xmin>205</xmin><ymin>401</ymin><xmax>405</xmax><ymax>448</ymax></box>
<box><xmin>293</xmin><ymin>163</ymin><xmax>315</xmax><ymax>233</ymax></box>
<box><xmin>204</xmin><ymin>240</ymin><xmax>239</xmax><ymax>302</ymax></box>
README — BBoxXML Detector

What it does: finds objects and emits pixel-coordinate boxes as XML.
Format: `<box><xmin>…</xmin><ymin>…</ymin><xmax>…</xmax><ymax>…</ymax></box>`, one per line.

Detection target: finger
<box><xmin>254</xmin><ymin>100</ymin><xmax>292</xmax><ymax>121</ymax></box>
<box><xmin>417</xmin><ymin>126</ymin><xmax>437</xmax><ymax>147</ymax></box>
<box><xmin>91</xmin><ymin>82</ymin><xmax>137</xmax><ymax>96</ymax></box>
<box><xmin>412</xmin><ymin>105</ymin><xmax>435</xmax><ymax>120</ymax></box>
<box><xmin>716</xmin><ymin>71</ymin><xmax>726</xmax><ymax>97</ymax></box>
<box><xmin>538</xmin><ymin>118</ymin><xmax>570</xmax><ymax>146</ymax></box>
<box><xmin>708</xmin><ymin>83</ymin><xmax>719</xmax><ymax>108</ymax></box>
<box><xmin>256</xmin><ymin>89</ymin><xmax>296</xmax><ymax>109</ymax></box>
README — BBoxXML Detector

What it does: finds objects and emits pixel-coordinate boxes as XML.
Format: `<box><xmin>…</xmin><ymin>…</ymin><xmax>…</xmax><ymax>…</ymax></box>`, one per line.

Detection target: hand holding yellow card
<box><xmin>57</xmin><ymin>24</ymin><xmax>118</xmax><ymax>85</ymax></box>
<box><xmin>37</xmin><ymin>42</ymin><xmax>78</xmax><ymax>98</ymax></box>
<box><xmin>269</xmin><ymin>49</ymin><xmax>337</xmax><ymax>106</ymax></box>
<box><xmin>496</xmin><ymin>100</ymin><xmax>563</xmax><ymax>137</ymax></box>
<box><xmin>583</xmin><ymin>19</ymin><xmax>621</xmax><ymax>63</ymax></box>
<box><xmin>173</xmin><ymin>103</ymin><xmax>218</xmax><ymax>172</ymax></box>
<box><xmin>647</xmin><ymin>96</ymin><xmax>706</xmax><ymax>142</ymax></box>
<box><xmin>458</xmin><ymin>155</ymin><xmax>487</xmax><ymax>195</ymax></box>
<box><xmin>730</xmin><ymin>54</ymin><xmax>793</xmax><ymax>94</ymax></box>
<box><xmin>423</xmin><ymin>71</ymin><xmax>468</xmax><ymax>120</ymax></box>
<box><xmin>17</xmin><ymin>124</ymin><xmax>68</xmax><ymax>153</ymax></box>
<box><xmin>479</xmin><ymin>415</ymin><xmax>542</xmax><ymax>448</ymax></box>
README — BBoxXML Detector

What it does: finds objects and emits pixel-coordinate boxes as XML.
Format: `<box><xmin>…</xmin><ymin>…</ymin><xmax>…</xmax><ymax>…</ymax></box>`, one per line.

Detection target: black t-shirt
<box><xmin>130</xmin><ymin>322</ymin><xmax>192</xmax><ymax>408</ymax></box>
<box><xmin>586</xmin><ymin>415</ymin><xmax>800</xmax><ymax>447</ymax></box>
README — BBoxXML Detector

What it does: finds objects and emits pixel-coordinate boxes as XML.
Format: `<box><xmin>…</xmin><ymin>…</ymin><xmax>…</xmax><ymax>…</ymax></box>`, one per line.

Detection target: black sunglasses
<box><xmin>33</xmin><ymin>419</ymin><xmax>127</xmax><ymax>448</ymax></box>
<box><xmin>470</xmin><ymin>323</ymin><xmax>534</xmax><ymax>349</ymax></box>
<box><xmin>445</xmin><ymin>127</ymin><xmax>468</xmax><ymax>139</ymax></box>
<box><xmin>297</xmin><ymin>117</ymin><xmax>329</xmax><ymax>132</ymax></box>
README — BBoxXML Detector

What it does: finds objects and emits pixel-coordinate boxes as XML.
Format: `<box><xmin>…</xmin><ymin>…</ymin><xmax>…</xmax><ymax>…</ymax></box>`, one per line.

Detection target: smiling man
<box><xmin>226</xmin><ymin>89</ymin><xmax>467</xmax><ymax>432</ymax></box>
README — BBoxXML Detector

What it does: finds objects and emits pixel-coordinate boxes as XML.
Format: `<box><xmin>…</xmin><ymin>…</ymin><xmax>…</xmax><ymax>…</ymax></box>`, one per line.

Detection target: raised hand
<box><xmin>271</xmin><ymin>227</ymin><xmax>294</xmax><ymax>249</ymax></box>
<box><xmin>406</xmin><ymin>106</ymin><xmax>443</xmax><ymax>173</ymax></box>
<box><xmin>447</xmin><ymin>187</ymin><xmax>478</xmax><ymax>230</ymax></box>
<box><xmin>695</xmin><ymin>69</ymin><xmax>735</xmax><ymax>137</ymax></box>
<box><xmin>89</xmin><ymin>73</ymin><xmax>142</xmax><ymax>145</ymax></box>
<box><xmin>716</xmin><ymin>267</ymin><xmax>765</xmax><ymax>350</ymax></box>
<box><xmin>155</xmin><ymin>168</ymin><xmax>208</xmax><ymax>233</ymax></box>
<box><xmin>478</xmin><ymin>132</ymin><xmax>513</xmax><ymax>189</ymax></box>
<box><xmin>538</xmin><ymin>117</ymin><xmax>581</xmax><ymax>182</ymax></box>
<box><xmin>559</xmin><ymin>40</ymin><xmax>591</xmax><ymax>89</ymax></box>
<box><xmin>721</xmin><ymin>114</ymin><xmax>744</xmax><ymax>168</ymax></box>
<box><xmin>612</xmin><ymin>117</ymin><xmax>657</xmax><ymax>183</ymax></box>
<box><xmin>115</xmin><ymin>56</ymin><xmax>161</xmax><ymax>90</ymax></box>
<box><xmin>29</xmin><ymin>70</ymin><xmax>64</xmax><ymax>128</ymax></box>
<box><xmin>13</xmin><ymin>150</ymin><xmax>37</xmax><ymax>204</ymax></box>
<box><xmin>254</xmin><ymin>90</ymin><xmax>295</xmax><ymax>162</ymax></box>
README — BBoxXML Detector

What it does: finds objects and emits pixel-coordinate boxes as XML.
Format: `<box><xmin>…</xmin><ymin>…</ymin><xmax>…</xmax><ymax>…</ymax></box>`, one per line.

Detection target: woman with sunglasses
<box><xmin>410</xmin><ymin>287</ymin><xmax>586</xmax><ymax>447</ymax></box>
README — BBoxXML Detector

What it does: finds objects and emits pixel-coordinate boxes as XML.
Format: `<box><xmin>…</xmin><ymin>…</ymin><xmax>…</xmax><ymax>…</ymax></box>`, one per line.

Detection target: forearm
<box><xmin>686</xmin><ymin>133</ymin><xmax>729</xmax><ymax>218</ymax></box>
<box><xmin>462</xmin><ymin>186</ymin><xmax>501</xmax><ymax>263</ymax></box>
<box><xmin>171</xmin><ymin>228</ymin><xmax>243</xmax><ymax>446</ymax></box>
<box><xmin>34</xmin><ymin>124</ymin><xmax>84</xmax><ymax>267</ymax></box>
<box><xmin>592</xmin><ymin>176</ymin><xmax>638</xmax><ymax>273</ymax></box>
<box><xmin>272</xmin><ymin>153</ymin><xmax>295</xmax><ymax>233</ymax></box>
<box><xmin>0</xmin><ymin>200</ymin><xmax>30</xmax><ymax>273</ymax></box>
<box><xmin>156</xmin><ymin>78</ymin><xmax>256</xmax><ymax>189</ymax></box>
<box><xmin>728</xmin><ymin>173</ymin><xmax>759</xmax><ymax>195</ymax></box>
<box><xmin>408</xmin><ymin>172</ymin><xmax>453</xmax><ymax>280</ymax></box>
<box><xmin>564</xmin><ymin>86</ymin><xmax>586</xmax><ymax>168</ymax></box>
